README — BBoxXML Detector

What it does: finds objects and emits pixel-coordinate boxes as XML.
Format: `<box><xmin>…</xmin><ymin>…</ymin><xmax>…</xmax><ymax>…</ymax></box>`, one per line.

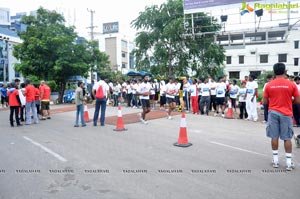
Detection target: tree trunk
<box><xmin>57</xmin><ymin>82</ymin><xmax>66</xmax><ymax>104</ymax></box>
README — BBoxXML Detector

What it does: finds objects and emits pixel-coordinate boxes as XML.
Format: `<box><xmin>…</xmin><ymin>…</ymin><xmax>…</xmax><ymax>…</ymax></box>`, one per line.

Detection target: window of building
<box><xmin>122</xmin><ymin>52</ymin><xmax>126</xmax><ymax>58</ymax></box>
<box><xmin>294</xmin><ymin>72</ymin><xmax>298</xmax><ymax>76</ymax></box>
<box><xmin>250</xmin><ymin>71</ymin><xmax>261</xmax><ymax>79</ymax></box>
<box><xmin>122</xmin><ymin>63</ymin><xmax>126</xmax><ymax>68</ymax></box>
<box><xmin>260</xmin><ymin>54</ymin><xmax>268</xmax><ymax>63</ymax></box>
<box><xmin>294</xmin><ymin>58</ymin><xmax>299</xmax><ymax>66</ymax></box>
<box><xmin>278</xmin><ymin>54</ymin><xmax>287</xmax><ymax>62</ymax></box>
<box><xmin>238</xmin><ymin>55</ymin><xmax>244</xmax><ymax>64</ymax></box>
<box><xmin>121</xmin><ymin>40</ymin><xmax>127</xmax><ymax>48</ymax></box>
<box><xmin>226</xmin><ymin>56</ymin><xmax>231</xmax><ymax>64</ymax></box>
<box><xmin>229</xmin><ymin>71</ymin><xmax>240</xmax><ymax>79</ymax></box>
<box><xmin>295</xmin><ymin>41</ymin><xmax>299</xmax><ymax>49</ymax></box>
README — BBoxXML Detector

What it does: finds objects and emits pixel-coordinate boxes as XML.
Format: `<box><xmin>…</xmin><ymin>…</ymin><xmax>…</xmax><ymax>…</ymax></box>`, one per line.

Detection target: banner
<box><xmin>184</xmin><ymin>0</ymin><xmax>259</xmax><ymax>10</ymax></box>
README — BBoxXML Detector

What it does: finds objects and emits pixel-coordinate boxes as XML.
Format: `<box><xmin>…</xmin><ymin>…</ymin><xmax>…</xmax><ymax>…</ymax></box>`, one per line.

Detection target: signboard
<box><xmin>183</xmin><ymin>0</ymin><xmax>259</xmax><ymax>11</ymax></box>
<box><xmin>103</xmin><ymin>22</ymin><xmax>119</xmax><ymax>34</ymax></box>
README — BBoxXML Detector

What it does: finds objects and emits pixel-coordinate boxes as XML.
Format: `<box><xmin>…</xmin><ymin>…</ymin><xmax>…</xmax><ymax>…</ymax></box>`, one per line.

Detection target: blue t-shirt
<box><xmin>0</xmin><ymin>88</ymin><xmax>8</xmax><ymax>97</ymax></box>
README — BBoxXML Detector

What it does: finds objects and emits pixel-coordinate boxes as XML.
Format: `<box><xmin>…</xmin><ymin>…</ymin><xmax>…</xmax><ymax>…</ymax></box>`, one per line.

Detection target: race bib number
<box><xmin>217</xmin><ymin>90</ymin><xmax>224</xmax><ymax>95</ymax></box>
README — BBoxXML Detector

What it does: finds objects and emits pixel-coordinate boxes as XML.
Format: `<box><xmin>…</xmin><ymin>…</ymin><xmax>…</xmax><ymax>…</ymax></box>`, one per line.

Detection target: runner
<box><xmin>165</xmin><ymin>77</ymin><xmax>177</xmax><ymax>119</ymax></box>
<box><xmin>245</xmin><ymin>74</ymin><xmax>258</xmax><ymax>121</ymax></box>
<box><xmin>137</xmin><ymin>76</ymin><xmax>152</xmax><ymax>124</ymax></box>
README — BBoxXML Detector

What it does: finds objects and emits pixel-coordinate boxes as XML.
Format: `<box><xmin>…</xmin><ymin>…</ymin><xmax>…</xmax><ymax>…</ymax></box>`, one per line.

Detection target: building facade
<box><xmin>218</xmin><ymin>26</ymin><xmax>300</xmax><ymax>79</ymax></box>
<box><xmin>98</xmin><ymin>22</ymin><xmax>135</xmax><ymax>75</ymax></box>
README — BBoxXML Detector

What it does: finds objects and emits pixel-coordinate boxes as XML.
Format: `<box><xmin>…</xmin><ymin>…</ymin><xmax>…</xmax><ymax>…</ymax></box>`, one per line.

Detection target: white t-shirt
<box><xmin>138</xmin><ymin>82</ymin><xmax>152</xmax><ymax>100</ymax></box>
<box><xmin>165</xmin><ymin>83</ymin><xmax>176</xmax><ymax>98</ymax></box>
<box><xmin>229</xmin><ymin>84</ymin><xmax>239</xmax><ymax>99</ymax></box>
<box><xmin>131</xmin><ymin>83</ymin><xmax>138</xmax><ymax>94</ymax></box>
<box><xmin>216</xmin><ymin>82</ymin><xmax>227</xmax><ymax>98</ymax></box>
<box><xmin>238</xmin><ymin>88</ymin><xmax>247</xmax><ymax>102</ymax></box>
<box><xmin>201</xmin><ymin>83</ymin><xmax>211</xmax><ymax>97</ymax></box>
<box><xmin>246</xmin><ymin>81</ymin><xmax>258</xmax><ymax>99</ymax></box>
<box><xmin>182</xmin><ymin>82</ymin><xmax>190</xmax><ymax>97</ymax></box>
<box><xmin>210</xmin><ymin>82</ymin><xmax>217</xmax><ymax>96</ymax></box>
<box><xmin>93</xmin><ymin>80</ymin><xmax>110</xmax><ymax>98</ymax></box>
<box><xmin>189</xmin><ymin>84</ymin><xmax>198</xmax><ymax>97</ymax></box>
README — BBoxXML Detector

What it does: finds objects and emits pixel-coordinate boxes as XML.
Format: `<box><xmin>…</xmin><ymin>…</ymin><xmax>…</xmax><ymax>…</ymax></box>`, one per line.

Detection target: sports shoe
<box><xmin>221</xmin><ymin>114</ymin><xmax>225</xmax><ymax>118</ymax></box>
<box><xmin>167</xmin><ymin>116</ymin><xmax>172</xmax><ymax>120</ymax></box>
<box><xmin>286</xmin><ymin>162</ymin><xmax>295</xmax><ymax>171</ymax></box>
<box><xmin>141</xmin><ymin>120</ymin><xmax>148</xmax><ymax>125</ymax></box>
<box><xmin>214</xmin><ymin>113</ymin><xmax>218</xmax><ymax>117</ymax></box>
<box><xmin>272</xmin><ymin>160</ymin><xmax>279</xmax><ymax>168</ymax></box>
<box><xmin>137</xmin><ymin>113</ymin><xmax>143</xmax><ymax>122</ymax></box>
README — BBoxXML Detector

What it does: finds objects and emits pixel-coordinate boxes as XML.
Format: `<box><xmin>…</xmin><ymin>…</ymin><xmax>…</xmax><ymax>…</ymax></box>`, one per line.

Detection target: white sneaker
<box><xmin>167</xmin><ymin>116</ymin><xmax>172</xmax><ymax>120</ymax></box>
<box><xmin>214</xmin><ymin>113</ymin><xmax>218</xmax><ymax>117</ymax></box>
<box><xmin>221</xmin><ymin>114</ymin><xmax>225</xmax><ymax>118</ymax></box>
<box><xmin>137</xmin><ymin>113</ymin><xmax>143</xmax><ymax>122</ymax></box>
<box><xmin>253</xmin><ymin>119</ymin><xmax>258</xmax><ymax>122</ymax></box>
<box><xmin>142</xmin><ymin>120</ymin><xmax>148</xmax><ymax>125</ymax></box>
<box><xmin>286</xmin><ymin>162</ymin><xmax>295</xmax><ymax>171</ymax></box>
<box><xmin>272</xmin><ymin>160</ymin><xmax>279</xmax><ymax>168</ymax></box>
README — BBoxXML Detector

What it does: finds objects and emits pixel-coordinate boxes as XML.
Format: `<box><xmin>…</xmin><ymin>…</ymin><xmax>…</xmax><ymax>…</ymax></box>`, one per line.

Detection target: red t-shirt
<box><xmin>35</xmin><ymin>88</ymin><xmax>40</xmax><ymax>101</ymax></box>
<box><xmin>39</xmin><ymin>85</ymin><xmax>51</xmax><ymax>101</ymax></box>
<box><xmin>25</xmin><ymin>84</ymin><xmax>36</xmax><ymax>102</ymax></box>
<box><xmin>8</xmin><ymin>89</ymin><xmax>20</xmax><ymax>106</ymax></box>
<box><xmin>264</xmin><ymin>78</ymin><xmax>299</xmax><ymax>116</ymax></box>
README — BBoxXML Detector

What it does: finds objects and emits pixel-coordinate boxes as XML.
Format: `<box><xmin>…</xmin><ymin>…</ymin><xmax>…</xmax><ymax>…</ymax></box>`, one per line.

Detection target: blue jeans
<box><xmin>25</xmin><ymin>101</ymin><xmax>38</xmax><ymax>124</ymax></box>
<box><xmin>93</xmin><ymin>98</ymin><xmax>107</xmax><ymax>126</ymax></box>
<box><xmin>75</xmin><ymin>104</ymin><xmax>85</xmax><ymax>126</ymax></box>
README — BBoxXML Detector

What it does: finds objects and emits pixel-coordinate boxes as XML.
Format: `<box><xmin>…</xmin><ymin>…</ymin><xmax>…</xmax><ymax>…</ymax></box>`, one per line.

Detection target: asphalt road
<box><xmin>0</xmin><ymin>105</ymin><xmax>299</xmax><ymax>199</ymax></box>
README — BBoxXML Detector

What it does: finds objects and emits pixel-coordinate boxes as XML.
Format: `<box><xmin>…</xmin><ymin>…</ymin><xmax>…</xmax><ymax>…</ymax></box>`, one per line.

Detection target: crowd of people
<box><xmin>2</xmin><ymin>63</ymin><xmax>300</xmax><ymax>171</ymax></box>
<box><xmin>1</xmin><ymin>79</ymin><xmax>51</xmax><ymax>127</ymax></box>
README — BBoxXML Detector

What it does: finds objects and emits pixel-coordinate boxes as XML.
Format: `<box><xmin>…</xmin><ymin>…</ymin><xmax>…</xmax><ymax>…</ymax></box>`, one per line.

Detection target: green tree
<box><xmin>131</xmin><ymin>0</ymin><xmax>225</xmax><ymax>78</ymax></box>
<box><xmin>13</xmin><ymin>8</ymin><xmax>110</xmax><ymax>103</ymax></box>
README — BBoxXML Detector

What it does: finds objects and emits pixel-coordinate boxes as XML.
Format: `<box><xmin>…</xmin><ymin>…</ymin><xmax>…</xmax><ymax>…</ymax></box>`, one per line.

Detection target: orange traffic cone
<box><xmin>113</xmin><ymin>105</ymin><xmax>127</xmax><ymax>131</ymax></box>
<box><xmin>174</xmin><ymin>113</ymin><xmax>192</xmax><ymax>147</ymax></box>
<box><xmin>84</xmin><ymin>103</ymin><xmax>90</xmax><ymax>122</ymax></box>
<box><xmin>225</xmin><ymin>99</ymin><xmax>233</xmax><ymax>119</ymax></box>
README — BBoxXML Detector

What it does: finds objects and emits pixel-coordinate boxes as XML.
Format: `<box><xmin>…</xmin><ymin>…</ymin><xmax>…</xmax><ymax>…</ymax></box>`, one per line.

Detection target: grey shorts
<box><xmin>266</xmin><ymin>111</ymin><xmax>294</xmax><ymax>140</ymax></box>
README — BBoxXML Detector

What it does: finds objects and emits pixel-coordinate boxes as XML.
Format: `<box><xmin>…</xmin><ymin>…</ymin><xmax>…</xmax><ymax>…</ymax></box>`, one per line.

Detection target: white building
<box><xmin>97</xmin><ymin>22</ymin><xmax>135</xmax><ymax>75</ymax></box>
<box><xmin>218</xmin><ymin>26</ymin><xmax>300</xmax><ymax>79</ymax></box>
<box><xmin>183</xmin><ymin>0</ymin><xmax>300</xmax><ymax>80</ymax></box>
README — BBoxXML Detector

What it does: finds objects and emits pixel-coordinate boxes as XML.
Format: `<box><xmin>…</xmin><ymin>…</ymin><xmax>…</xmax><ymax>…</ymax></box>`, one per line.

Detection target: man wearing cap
<box><xmin>39</xmin><ymin>80</ymin><xmax>51</xmax><ymax>120</ymax></box>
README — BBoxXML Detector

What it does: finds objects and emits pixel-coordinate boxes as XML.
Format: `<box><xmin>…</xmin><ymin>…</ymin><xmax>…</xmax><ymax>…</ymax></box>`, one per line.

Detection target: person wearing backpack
<box><xmin>92</xmin><ymin>78</ymin><xmax>110</xmax><ymax>126</ymax></box>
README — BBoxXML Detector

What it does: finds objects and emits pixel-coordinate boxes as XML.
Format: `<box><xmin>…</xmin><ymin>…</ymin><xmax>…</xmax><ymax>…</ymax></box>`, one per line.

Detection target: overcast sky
<box><xmin>1</xmin><ymin>0</ymin><xmax>167</xmax><ymax>38</ymax></box>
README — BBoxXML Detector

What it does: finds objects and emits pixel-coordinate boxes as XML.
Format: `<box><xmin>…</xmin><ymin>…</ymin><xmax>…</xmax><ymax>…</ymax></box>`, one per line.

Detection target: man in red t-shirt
<box><xmin>39</xmin><ymin>80</ymin><xmax>51</xmax><ymax>119</ymax></box>
<box><xmin>263</xmin><ymin>63</ymin><xmax>299</xmax><ymax>171</ymax></box>
<box><xmin>25</xmin><ymin>79</ymin><xmax>39</xmax><ymax>125</ymax></box>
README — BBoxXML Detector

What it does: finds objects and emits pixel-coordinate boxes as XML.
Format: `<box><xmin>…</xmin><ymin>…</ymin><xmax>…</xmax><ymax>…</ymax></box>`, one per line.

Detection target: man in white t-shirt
<box><xmin>92</xmin><ymin>79</ymin><xmax>110</xmax><ymax>126</ymax></box>
<box><xmin>137</xmin><ymin>76</ymin><xmax>152</xmax><ymax>124</ymax></box>
<box><xmin>229</xmin><ymin>80</ymin><xmax>240</xmax><ymax>112</ymax></box>
<box><xmin>200</xmin><ymin>78</ymin><xmax>211</xmax><ymax>115</ymax></box>
<box><xmin>238</xmin><ymin>81</ymin><xmax>248</xmax><ymax>119</ymax></box>
<box><xmin>182</xmin><ymin>77</ymin><xmax>191</xmax><ymax>112</ymax></box>
<box><xmin>165</xmin><ymin>78</ymin><xmax>177</xmax><ymax>119</ymax></box>
<box><xmin>215</xmin><ymin>77</ymin><xmax>227</xmax><ymax>117</ymax></box>
<box><xmin>245</xmin><ymin>74</ymin><xmax>258</xmax><ymax>121</ymax></box>
<box><xmin>209</xmin><ymin>78</ymin><xmax>217</xmax><ymax>112</ymax></box>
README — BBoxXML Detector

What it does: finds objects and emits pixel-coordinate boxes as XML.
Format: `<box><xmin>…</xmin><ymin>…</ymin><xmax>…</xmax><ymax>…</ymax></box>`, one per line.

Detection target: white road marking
<box><xmin>23</xmin><ymin>136</ymin><xmax>67</xmax><ymax>162</ymax></box>
<box><xmin>210</xmin><ymin>141</ymin><xmax>268</xmax><ymax>157</ymax></box>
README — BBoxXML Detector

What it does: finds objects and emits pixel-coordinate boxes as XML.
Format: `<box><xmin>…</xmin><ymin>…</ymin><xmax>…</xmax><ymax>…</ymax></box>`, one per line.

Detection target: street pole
<box><xmin>87</xmin><ymin>9</ymin><xmax>97</xmax><ymax>81</ymax></box>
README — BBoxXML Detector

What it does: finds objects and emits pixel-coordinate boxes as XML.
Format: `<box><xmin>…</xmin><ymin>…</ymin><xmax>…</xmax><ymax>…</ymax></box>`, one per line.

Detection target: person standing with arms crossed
<box><xmin>74</xmin><ymin>81</ymin><xmax>86</xmax><ymax>127</ymax></box>
<box><xmin>263</xmin><ymin>63</ymin><xmax>299</xmax><ymax>171</ymax></box>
